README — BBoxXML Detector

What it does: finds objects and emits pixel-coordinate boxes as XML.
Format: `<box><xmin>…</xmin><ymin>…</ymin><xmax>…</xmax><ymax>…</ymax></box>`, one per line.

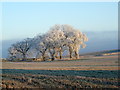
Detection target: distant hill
<box><xmin>81</xmin><ymin>49</ymin><xmax>119</xmax><ymax>56</ymax></box>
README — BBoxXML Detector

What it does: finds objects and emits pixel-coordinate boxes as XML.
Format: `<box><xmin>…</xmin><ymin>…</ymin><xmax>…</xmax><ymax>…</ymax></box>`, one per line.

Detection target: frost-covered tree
<box><xmin>46</xmin><ymin>24</ymin><xmax>88</xmax><ymax>59</ymax></box>
<box><xmin>8</xmin><ymin>46</ymin><xmax>20</xmax><ymax>60</ymax></box>
<box><xmin>44</xmin><ymin>28</ymin><xmax>63</xmax><ymax>61</ymax></box>
<box><xmin>61</xmin><ymin>24</ymin><xmax>88</xmax><ymax>59</ymax></box>
<box><xmin>32</xmin><ymin>26</ymin><xmax>66</xmax><ymax>61</ymax></box>
<box><xmin>8</xmin><ymin>24</ymin><xmax>88</xmax><ymax>61</ymax></box>
<box><xmin>33</xmin><ymin>34</ymin><xmax>49</xmax><ymax>61</ymax></box>
<box><xmin>9</xmin><ymin>38</ymin><xmax>33</xmax><ymax>60</ymax></box>
<box><xmin>47</xmin><ymin>25</ymin><xmax>66</xmax><ymax>60</ymax></box>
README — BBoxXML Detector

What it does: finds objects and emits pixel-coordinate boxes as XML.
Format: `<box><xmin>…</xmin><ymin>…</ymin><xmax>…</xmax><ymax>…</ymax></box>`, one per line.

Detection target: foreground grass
<box><xmin>1</xmin><ymin>69</ymin><xmax>119</xmax><ymax>89</ymax></box>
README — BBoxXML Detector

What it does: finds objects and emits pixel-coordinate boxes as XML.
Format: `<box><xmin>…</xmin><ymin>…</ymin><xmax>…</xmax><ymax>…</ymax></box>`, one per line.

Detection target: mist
<box><xmin>1</xmin><ymin>31</ymin><xmax>118</xmax><ymax>58</ymax></box>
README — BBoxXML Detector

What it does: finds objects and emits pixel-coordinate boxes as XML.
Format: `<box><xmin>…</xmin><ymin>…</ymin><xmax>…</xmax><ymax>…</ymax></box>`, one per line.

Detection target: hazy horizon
<box><xmin>1</xmin><ymin>30</ymin><xmax>118</xmax><ymax>58</ymax></box>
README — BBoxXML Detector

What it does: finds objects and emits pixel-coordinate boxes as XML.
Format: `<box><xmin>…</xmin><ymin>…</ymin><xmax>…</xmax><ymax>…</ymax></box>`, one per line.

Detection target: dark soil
<box><xmin>1</xmin><ymin>69</ymin><xmax>119</xmax><ymax>89</ymax></box>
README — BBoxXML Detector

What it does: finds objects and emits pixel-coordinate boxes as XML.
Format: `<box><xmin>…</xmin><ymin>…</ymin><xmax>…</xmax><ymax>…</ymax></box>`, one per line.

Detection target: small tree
<box><xmin>8</xmin><ymin>46</ymin><xmax>19</xmax><ymax>61</ymax></box>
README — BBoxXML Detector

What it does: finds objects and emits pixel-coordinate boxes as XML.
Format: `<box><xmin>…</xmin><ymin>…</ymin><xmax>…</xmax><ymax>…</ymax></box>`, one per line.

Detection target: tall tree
<box><xmin>46</xmin><ymin>25</ymin><xmax>64</xmax><ymax>60</ymax></box>
<box><xmin>61</xmin><ymin>24</ymin><xmax>88</xmax><ymax>59</ymax></box>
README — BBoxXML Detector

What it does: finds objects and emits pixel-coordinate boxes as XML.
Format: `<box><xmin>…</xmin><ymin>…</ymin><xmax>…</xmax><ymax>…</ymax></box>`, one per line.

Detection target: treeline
<box><xmin>8</xmin><ymin>24</ymin><xmax>88</xmax><ymax>61</ymax></box>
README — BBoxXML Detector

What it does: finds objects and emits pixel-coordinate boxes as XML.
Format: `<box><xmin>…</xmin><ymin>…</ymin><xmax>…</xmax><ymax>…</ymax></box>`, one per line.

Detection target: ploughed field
<box><xmin>1</xmin><ymin>51</ymin><xmax>119</xmax><ymax>89</ymax></box>
<box><xmin>1</xmin><ymin>70</ymin><xmax>119</xmax><ymax>88</ymax></box>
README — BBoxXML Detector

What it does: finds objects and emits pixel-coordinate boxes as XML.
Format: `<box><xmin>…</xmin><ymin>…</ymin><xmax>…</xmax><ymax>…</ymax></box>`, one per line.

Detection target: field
<box><xmin>1</xmin><ymin>50</ymin><xmax>119</xmax><ymax>89</ymax></box>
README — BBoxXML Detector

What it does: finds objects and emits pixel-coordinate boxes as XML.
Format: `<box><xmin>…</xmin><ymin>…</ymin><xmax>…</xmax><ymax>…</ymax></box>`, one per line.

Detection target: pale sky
<box><xmin>2</xmin><ymin>2</ymin><xmax>118</xmax><ymax>40</ymax></box>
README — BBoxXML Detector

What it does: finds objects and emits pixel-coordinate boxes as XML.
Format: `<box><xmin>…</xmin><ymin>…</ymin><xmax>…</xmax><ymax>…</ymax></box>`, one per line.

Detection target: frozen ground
<box><xmin>1</xmin><ymin>52</ymin><xmax>119</xmax><ymax>89</ymax></box>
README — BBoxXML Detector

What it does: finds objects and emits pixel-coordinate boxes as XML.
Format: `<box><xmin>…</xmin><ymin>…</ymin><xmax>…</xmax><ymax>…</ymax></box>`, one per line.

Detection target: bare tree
<box><xmin>8</xmin><ymin>47</ymin><xmax>18</xmax><ymax>60</ymax></box>
<box><xmin>36</xmin><ymin>42</ymin><xmax>48</xmax><ymax>61</ymax></box>
<box><xmin>11</xmin><ymin>38</ymin><xmax>33</xmax><ymax>60</ymax></box>
<box><xmin>33</xmin><ymin>34</ymin><xmax>49</xmax><ymax>61</ymax></box>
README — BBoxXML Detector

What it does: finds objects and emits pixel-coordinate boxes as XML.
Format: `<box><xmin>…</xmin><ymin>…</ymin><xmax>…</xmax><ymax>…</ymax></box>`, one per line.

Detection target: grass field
<box><xmin>1</xmin><ymin>50</ymin><xmax>119</xmax><ymax>89</ymax></box>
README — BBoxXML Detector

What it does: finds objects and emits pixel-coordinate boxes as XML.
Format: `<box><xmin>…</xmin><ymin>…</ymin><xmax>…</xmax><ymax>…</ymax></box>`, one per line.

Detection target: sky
<box><xmin>1</xmin><ymin>2</ymin><xmax>118</xmax><ymax>58</ymax></box>
<box><xmin>2</xmin><ymin>2</ymin><xmax>118</xmax><ymax>40</ymax></box>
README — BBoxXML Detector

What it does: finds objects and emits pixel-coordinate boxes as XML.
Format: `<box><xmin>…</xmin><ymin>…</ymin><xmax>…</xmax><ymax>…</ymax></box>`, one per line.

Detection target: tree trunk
<box><xmin>59</xmin><ymin>51</ymin><xmax>62</xmax><ymax>59</ymax></box>
<box><xmin>69</xmin><ymin>49</ymin><xmax>72</xmax><ymax>59</ymax></box>
<box><xmin>51</xmin><ymin>57</ymin><xmax>54</xmax><ymax>61</ymax></box>
<box><xmin>75</xmin><ymin>51</ymin><xmax>79</xmax><ymax>59</ymax></box>
<box><xmin>55</xmin><ymin>51</ymin><xmax>59</xmax><ymax>59</ymax></box>
<box><xmin>42</xmin><ymin>53</ymin><xmax>46</xmax><ymax>61</ymax></box>
<box><xmin>49</xmin><ymin>48</ymin><xmax>56</xmax><ymax>61</ymax></box>
<box><xmin>51</xmin><ymin>55</ymin><xmax>55</xmax><ymax>61</ymax></box>
<box><xmin>22</xmin><ymin>53</ymin><xmax>26</xmax><ymax>61</ymax></box>
<box><xmin>70</xmin><ymin>52</ymin><xmax>72</xmax><ymax>59</ymax></box>
<box><xmin>42</xmin><ymin>56</ymin><xmax>46</xmax><ymax>61</ymax></box>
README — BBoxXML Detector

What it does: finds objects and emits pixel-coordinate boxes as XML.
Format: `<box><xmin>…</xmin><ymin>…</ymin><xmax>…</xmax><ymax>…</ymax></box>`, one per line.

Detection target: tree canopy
<box><xmin>8</xmin><ymin>24</ymin><xmax>88</xmax><ymax>61</ymax></box>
